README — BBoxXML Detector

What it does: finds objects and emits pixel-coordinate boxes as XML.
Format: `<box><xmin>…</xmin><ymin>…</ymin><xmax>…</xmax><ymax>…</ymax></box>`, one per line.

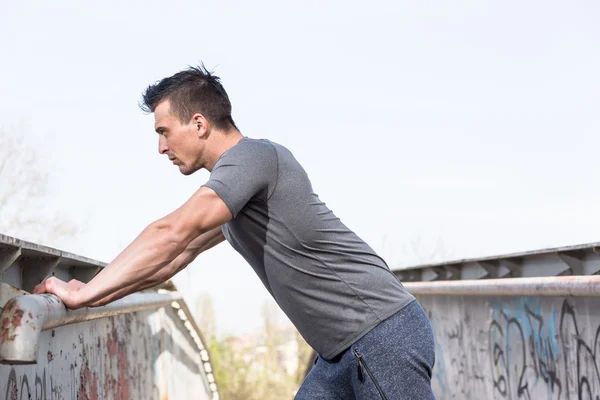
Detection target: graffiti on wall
<box><xmin>424</xmin><ymin>296</ymin><xmax>600</xmax><ymax>400</ymax></box>
<box><xmin>3</xmin><ymin>317</ymin><xmax>139</xmax><ymax>400</ymax></box>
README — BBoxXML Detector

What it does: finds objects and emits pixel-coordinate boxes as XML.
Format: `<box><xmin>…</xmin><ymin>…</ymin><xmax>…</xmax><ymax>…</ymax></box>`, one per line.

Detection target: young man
<box><xmin>34</xmin><ymin>66</ymin><xmax>435</xmax><ymax>399</ymax></box>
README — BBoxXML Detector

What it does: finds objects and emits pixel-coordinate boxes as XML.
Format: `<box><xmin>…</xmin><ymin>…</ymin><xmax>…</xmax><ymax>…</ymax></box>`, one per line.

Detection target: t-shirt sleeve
<box><xmin>202</xmin><ymin>140</ymin><xmax>278</xmax><ymax>218</ymax></box>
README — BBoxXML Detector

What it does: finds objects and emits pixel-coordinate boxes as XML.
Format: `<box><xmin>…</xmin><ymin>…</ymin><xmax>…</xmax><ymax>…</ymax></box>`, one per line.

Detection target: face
<box><xmin>154</xmin><ymin>99</ymin><xmax>206</xmax><ymax>175</ymax></box>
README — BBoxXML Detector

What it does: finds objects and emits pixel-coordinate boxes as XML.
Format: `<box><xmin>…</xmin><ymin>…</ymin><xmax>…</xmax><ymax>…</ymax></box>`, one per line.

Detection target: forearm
<box><xmin>75</xmin><ymin>219</ymin><xmax>193</xmax><ymax>307</ymax></box>
<box><xmin>90</xmin><ymin>227</ymin><xmax>225</xmax><ymax>306</ymax></box>
<box><xmin>89</xmin><ymin>251</ymin><xmax>189</xmax><ymax>306</ymax></box>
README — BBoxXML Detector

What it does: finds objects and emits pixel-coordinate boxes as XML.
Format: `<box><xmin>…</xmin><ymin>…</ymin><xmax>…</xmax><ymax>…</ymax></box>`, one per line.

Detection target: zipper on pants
<box><xmin>353</xmin><ymin>349</ymin><xmax>389</xmax><ymax>400</ymax></box>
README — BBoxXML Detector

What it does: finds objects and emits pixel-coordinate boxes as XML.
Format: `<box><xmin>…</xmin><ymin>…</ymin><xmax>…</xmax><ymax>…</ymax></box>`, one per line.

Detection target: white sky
<box><xmin>1</xmin><ymin>1</ymin><xmax>599</xmax><ymax>337</ymax></box>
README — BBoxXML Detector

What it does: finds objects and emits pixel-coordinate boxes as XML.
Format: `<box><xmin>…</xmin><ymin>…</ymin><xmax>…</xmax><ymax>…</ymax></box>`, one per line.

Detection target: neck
<box><xmin>204</xmin><ymin>128</ymin><xmax>244</xmax><ymax>171</ymax></box>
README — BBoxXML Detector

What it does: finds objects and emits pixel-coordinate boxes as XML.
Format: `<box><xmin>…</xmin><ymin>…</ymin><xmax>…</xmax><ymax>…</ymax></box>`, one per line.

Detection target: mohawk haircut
<box><xmin>140</xmin><ymin>64</ymin><xmax>237</xmax><ymax>131</ymax></box>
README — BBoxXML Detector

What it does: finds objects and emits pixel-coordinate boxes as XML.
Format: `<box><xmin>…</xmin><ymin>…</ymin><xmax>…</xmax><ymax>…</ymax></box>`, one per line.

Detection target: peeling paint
<box><xmin>79</xmin><ymin>357</ymin><xmax>99</xmax><ymax>400</ymax></box>
<box><xmin>105</xmin><ymin>320</ymin><xmax>130</xmax><ymax>399</ymax></box>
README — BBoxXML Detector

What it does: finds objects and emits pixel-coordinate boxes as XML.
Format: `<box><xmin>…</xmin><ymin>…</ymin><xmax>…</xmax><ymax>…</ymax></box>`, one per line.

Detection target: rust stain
<box><xmin>91</xmin><ymin>372</ymin><xmax>99</xmax><ymax>400</ymax></box>
<box><xmin>1</xmin><ymin>317</ymin><xmax>10</xmax><ymax>343</ymax></box>
<box><xmin>1</xmin><ymin>304</ymin><xmax>35</xmax><ymax>343</ymax></box>
<box><xmin>11</xmin><ymin>308</ymin><xmax>24</xmax><ymax>328</ymax></box>
<box><xmin>104</xmin><ymin>320</ymin><xmax>130</xmax><ymax>400</ymax></box>
<box><xmin>79</xmin><ymin>358</ymin><xmax>99</xmax><ymax>400</ymax></box>
<box><xmin>117</xmin><ymin>344</ymin><xmax>129</xmax><ymax>400</ymax></box>
<box><xmin>4</xmin><ymin>299</ymin><xmax>16</xmax><ymax>313</ymax></box>
<box><xmin>28</xmin><ymin>312</ymin><xmax>33</xmax><ymax>319</ymax></box>
<box><xmin>47</xmin><ymin>350</ymin><xmax>54</xmax><ymax>362</ymax></box>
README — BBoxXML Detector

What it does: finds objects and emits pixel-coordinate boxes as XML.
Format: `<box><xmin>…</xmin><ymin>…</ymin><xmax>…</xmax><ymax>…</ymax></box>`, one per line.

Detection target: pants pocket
<box><xmin>353</xmin><ymin>348</ymin><xmax>388</xmax><ymax>400</ymax></box>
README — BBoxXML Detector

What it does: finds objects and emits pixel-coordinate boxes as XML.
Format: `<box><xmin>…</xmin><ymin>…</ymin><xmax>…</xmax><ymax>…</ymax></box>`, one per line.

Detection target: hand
<box><xmin>32</xmin><ymin>277</ymin><xmax>88</xmax><ymax>310</ymax></box>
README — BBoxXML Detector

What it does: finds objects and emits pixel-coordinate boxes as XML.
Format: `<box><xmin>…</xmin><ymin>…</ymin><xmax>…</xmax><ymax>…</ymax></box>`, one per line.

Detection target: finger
<box><xmin>44</xmin><ymin>277</ymin><xmax>83</xmax><ymax>309</ymax></box>
<box><xmin>32</xmin><ymin>281</ymin><xmax>47</xmax><ymax>294</ymax></box>
<box><xmin>43</xmin><ymin>277</ymin><xmax>69</xmax><ymax>298</ymax></box>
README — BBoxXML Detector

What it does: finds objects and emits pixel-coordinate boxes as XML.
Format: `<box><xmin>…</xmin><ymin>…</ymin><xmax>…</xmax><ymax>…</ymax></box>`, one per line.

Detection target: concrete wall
<box><xmin>420</xmin><ymin>294</ymin><xmax>600</xmax><ymax>400</ymax></box>
<box><xmin>0</xmin><ymin>306</ymin><xmax>212</xmax><ymax>400</ymax></box>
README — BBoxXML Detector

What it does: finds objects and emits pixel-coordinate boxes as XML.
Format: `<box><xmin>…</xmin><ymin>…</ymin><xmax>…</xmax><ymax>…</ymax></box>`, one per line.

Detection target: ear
<box><xmin>192</xmin><ymin>113</ymin><xmax>210</xmax><ymax>139</ymax></box>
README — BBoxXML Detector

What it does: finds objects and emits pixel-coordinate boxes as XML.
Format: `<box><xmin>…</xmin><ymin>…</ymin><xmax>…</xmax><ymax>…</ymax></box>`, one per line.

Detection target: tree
<box><xmin>0</xmin><ymin>124</ymin><xmax>80</xmax><ymax>247</ymax></box>
<box><xmin>195</xmin><ymin>293</ymin><xmax>217</xmax><ymax>341</ymax></box>
<box><xmin>294</xmin><ymin>328</ymin><xmax>314</xmax><ymax>386</ymax></box>
<box><xmin>193</xmin><ymin>295</ymin><xmax>313</xmax><ymax>400</ymax></box>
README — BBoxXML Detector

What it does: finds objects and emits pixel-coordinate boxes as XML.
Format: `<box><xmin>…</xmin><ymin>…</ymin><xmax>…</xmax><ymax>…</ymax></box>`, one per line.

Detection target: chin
<box><xmin>179</xmin><ymin>164</ymin><xmax>201</xmax><ymax>176</ymax></box>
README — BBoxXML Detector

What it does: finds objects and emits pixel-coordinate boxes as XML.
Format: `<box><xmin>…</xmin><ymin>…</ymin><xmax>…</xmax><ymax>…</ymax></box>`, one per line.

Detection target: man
<box><xmin>34</xmin><ymin>65</ymin><xmax>435</xmax><ymax>399</ymax></box>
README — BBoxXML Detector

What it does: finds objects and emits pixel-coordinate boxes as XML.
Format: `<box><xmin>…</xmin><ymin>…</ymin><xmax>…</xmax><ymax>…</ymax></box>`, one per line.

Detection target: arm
<box><xmin>88</xmin><ymin>226</ymin><xmax>225</xmax><ymax>306</ymax></box>
<box><xmin>33</xmin><ymin>187</ymin><xmax>232</xmax><ymax>309</ymax></box>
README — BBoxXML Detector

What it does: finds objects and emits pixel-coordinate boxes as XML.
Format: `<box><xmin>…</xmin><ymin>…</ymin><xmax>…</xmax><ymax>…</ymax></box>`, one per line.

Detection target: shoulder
<box><xmin>219</xmin><ymin>137</ymin><xmax>278</xmax><ymax>164</ymax></box>
<box><xmin>234</xmin><ymin>137</ymin><xmax>277</xmax><ymax>152</ymax></box>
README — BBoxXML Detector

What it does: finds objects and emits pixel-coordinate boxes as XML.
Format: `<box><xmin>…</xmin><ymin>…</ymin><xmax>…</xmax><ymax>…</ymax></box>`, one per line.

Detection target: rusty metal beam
<box><xmin>403</xmin><ymin>275</ymin><xmax>600</xmax><ymax>297</ymax></box>
<box><xmin>0</xmin><ymin>245</ymin><xmax>21</xmax><ymax>275</ymax></box>
<box><xmin>0</xmin><ymin>291</ymin><xmax>182</xmax><ymax>364</ymax></box>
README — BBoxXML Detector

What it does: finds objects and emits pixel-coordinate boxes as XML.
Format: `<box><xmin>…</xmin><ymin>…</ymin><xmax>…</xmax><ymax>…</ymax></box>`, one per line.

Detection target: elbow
<box><xmin>148</xmin><ymin>220</ymin><xmax>189</xmax><ymax>259</ymax></box>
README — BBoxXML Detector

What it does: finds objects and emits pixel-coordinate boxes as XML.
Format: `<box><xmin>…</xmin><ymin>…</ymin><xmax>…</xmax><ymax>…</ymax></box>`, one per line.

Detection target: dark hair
<box><xmin>140</xmin><ymin>64</ymin><xmax>237</xmax><ymax>131</ymax></box>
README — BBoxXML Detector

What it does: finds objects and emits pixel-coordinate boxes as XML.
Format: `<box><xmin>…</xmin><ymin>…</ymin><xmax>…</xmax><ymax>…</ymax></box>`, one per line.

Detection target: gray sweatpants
<box><xmin>296</xmin><ymin>300</ymin><xmax>436</xmax><ymax>399</ymax></box>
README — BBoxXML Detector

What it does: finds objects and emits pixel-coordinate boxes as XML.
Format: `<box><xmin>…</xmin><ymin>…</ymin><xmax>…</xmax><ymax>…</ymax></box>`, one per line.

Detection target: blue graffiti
<box><xmin>427</xmin><ymin>295</ymin><xmax>600</xmax><ymax>399</ymax></box>
<box><xmin>490</xmin><ymin>297</ymin><xmax>562</xmax><ymax>399</ymax></box>
<box><xmin>427</xmin><ymin>312</ymin><xmax>449</xmax><ymax>393</ymax></box>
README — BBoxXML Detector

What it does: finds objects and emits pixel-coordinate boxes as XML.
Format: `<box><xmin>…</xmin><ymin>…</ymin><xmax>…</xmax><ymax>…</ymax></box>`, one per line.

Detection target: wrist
<box><xmin>72</xmin><ymin>285</ymin><xmax>94</xmax><ymax>309</ymax></box>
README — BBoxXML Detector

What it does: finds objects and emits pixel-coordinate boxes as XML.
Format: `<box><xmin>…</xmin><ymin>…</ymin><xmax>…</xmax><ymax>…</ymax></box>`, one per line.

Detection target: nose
<box><xmin>158</xmin><ymin>135</ymin><xmax>169</xmax><ymax>155</ymax></box>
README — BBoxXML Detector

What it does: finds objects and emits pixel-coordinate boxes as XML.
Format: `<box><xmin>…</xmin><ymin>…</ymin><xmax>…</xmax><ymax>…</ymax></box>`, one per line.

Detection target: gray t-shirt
<box><xmin>203</xmin><ymin>137</ymin><xmax>415</xmax><ymax>360</ymax></box>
